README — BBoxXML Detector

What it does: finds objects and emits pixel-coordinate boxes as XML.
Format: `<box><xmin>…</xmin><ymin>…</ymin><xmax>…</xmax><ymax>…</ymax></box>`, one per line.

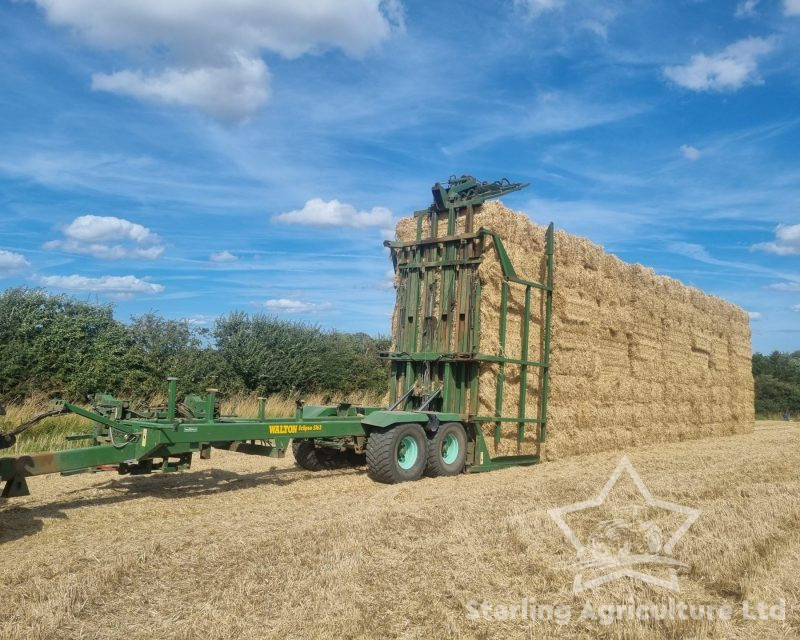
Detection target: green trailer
<box><xmin>0</xmin><ymin>176</ymin><xmax>553</xmax><ymax>498</ymax></box>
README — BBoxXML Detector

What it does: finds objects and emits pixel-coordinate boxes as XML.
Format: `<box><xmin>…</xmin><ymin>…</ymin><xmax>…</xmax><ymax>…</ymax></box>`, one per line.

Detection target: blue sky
<box><xmin>0</xmin><ymin>0</ymin><xmax>799</xmax><ymax>352</ymax></box>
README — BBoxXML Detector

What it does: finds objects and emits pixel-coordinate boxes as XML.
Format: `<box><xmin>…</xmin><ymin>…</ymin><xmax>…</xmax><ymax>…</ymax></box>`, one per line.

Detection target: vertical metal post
<box><xmin>494</xmin><ymin>281</ymin><xmax>508</xmax><ymax>446</ymax></box>
<box><xmin>469</xmin><ymin>277</ymin><xmax>481</xmax><ymax>417</ymax></box>
<box><xmin>167</xmin><ymin>377</ymin><xmax>178</xmax><ymax>420</ymax></box>
<box><xmin>405</xmin><ymin>249</ymin><xmax>421</xmax><ymax>408</ymax></box>
<box><xmin>206</xmin><ymin>389</ymin><xmax>217</xmax><ymax>421</ymax></box>
<box><xmin>539</xmin><ymin>223</ymin><xmax>555</xmax><ymax>448</ymax></box>
<box><xmin>518</xmin><ymin>286</ymin><xmax>532</xmax><ymax>443</ymax></box>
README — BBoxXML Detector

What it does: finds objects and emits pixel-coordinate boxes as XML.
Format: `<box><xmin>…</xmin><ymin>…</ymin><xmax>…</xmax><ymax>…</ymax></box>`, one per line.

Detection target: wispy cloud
<box><xmin>767</xmin><ymin>282</ymin><xmax>800</xmax><ymax>291</ymax></box>
<box><xmin>735</xmin><ymin>0</ymin><xmax>760</xmax><ymax>18</ymax></box>
<box><xmin>785</xmin><ymin>0</ymin><xmax>800</xmax><ymax>16</ymax></box>
<box><xmin>664</xmin><ymin>37</ymin><xmax>777</xmax><ymax>92</ymax></box>
<box><xmin>37</xmin><ymin>274</ymin><xmax>165</xmax><ymax>297</ymax></box>
<box><xmin>442</xmin><ymin>91</ymin><xmax>646</xmax><ymax>154</ymax></box>
<box><xmin>748</xmin><ymin>310</ymin><xmax>762</xmax><ymax>320</ymax></box>
<box><xmin>185</xmin><ymin>313</ymin><xmax>216</xmax><ymax>326</ymax></box>
<box><xmin>669</xmin><ymin>241</ymin><xmax>800</xmax><ymax>282</ymax></box>
<box><xmin>515</xmin><ymin>0</ymin><xmax>565</xmax><ymax>19</ymax></box>
<box><xmin>263</xmin><ymin>298</ymin><xmax>333</xmax><ymax>313</ymax></box>
<box><xmin>680</xmin><ymin>144</ymin><xmax>702</xmax><ymax>160</ymax></box>
<box><xmin>210</xmin><ymin>250</ymin><xmax>238</xmax><ymax>263</ymax></box>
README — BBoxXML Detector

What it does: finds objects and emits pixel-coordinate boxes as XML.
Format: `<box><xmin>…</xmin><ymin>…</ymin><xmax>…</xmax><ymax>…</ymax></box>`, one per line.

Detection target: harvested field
<box><xmin>0</xmin><ymin>421</ymin><xmax>797</xmax><ymax>639</ymax></box>
<box><xmin>394</xmin><ymin>201</ymin><xmax>754</xmax><ymax>459</ymax></box>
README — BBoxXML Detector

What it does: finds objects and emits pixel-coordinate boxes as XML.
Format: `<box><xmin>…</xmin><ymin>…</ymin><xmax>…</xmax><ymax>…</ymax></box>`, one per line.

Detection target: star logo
<box><xmin>548</xmin><ymin>456</ymin><xmax>701</xmax><ymax>593</ymax></box>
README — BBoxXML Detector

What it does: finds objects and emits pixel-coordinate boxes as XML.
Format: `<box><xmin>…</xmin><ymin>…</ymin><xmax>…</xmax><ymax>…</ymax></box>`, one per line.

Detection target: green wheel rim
<box><xmin>441</xmin><ymin>433</ymin><xmax>459</xmax><ymax>464</ymax></box>
<box><xmin>397</xmin><ymin>435</ymin><xmax>419</xmax><ymax>470</ymax></box>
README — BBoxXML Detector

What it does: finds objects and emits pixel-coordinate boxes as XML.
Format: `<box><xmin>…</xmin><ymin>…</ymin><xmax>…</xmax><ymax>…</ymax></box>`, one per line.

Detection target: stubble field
<box><xmin>1</xmin><ymin>420</ymin><xmax>798</xmax><ymax>639</ymax></box>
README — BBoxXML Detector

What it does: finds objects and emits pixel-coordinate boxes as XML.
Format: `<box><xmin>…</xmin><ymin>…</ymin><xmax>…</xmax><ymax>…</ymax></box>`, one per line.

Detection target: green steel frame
<box><xmin>0</xmin><ymin>175</ymin><xmax>554</xmax><ymax>497</ymax></box>
<box><xmin>383</xmin><ymin>178</ymin><xmax>554</xmax><ymax>472</ymax></box>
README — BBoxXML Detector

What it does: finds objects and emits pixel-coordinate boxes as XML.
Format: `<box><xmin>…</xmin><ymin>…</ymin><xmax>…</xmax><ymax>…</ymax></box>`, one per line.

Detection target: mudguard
<box><xmin>360</xmin><ymin>410</ymin><xmax>429</xmax><ymax>429</ymax></box>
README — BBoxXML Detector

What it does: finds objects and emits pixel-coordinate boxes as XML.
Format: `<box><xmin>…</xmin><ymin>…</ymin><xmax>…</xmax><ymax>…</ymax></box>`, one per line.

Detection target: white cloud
<box><xmin>92</xmin><ymin>56</ymin><xmax>270</xmax><ymax>123</ymax></box>
<box><xmin>767</xmin><ymin>282</ymin><xmax>800</xmax><ymax>291</ymax></box>
<box><xmin>37</xmin><ymin>274</ymin><xmax>165</xmax><ymax>296</ymax></box>
<box><xmin>264</xmin><ymin>298</ymin><xmax>332</xmax><ymax>313</ymax></box>
<box><xmin>792</xmin><ymin>304</ymin><xmax>800</xmax><ymax>312</ymax></box>
<box><xmin>736</xmin><ymin>0</ymin><xmax>760</xmax><ymax>17</ymax></box>
<box><xmin>210</xmin><ymin>250</ymin><xmax>238</xmax><ymax>263</ymax></box>
<box><xmin>33</xmin><ymin>0</ymin><xmax>403</xmax><ymax>121</ymax></box>
<box><xmin>748</xmin><ymin>311</ymin><xmax>762</xmax><ymax>320</ymax></box>
<box><xmin>785</xmin><ymin>0</ymin><xmax>800</xmax><ymax>15</ymax></box>
<box><xmin>273</xmin><ymin>198</ymin><xmax>393</xmax><ymax>229</ymax></box>
<box><xmin>680</xmin><ymin>144</ymin><xmax>702</xmax><ymax>160</ymax></box>
<box><xmin>62</xmin><ymin>214</ymin><xmax>158</xmax><ymax>243</ymax></box>
<box><xmin>0</xmin><ymin>250</ymin><xmax>30</xmax><ymax>276</ymax></box>
<box><xmin>664</xmin><ymin>37</ymin><xmax>776</xmax><ymax>92</ymax></box>
<box><xmin>44</xmin><ymin>214</ymin><xmax>165</xmax><ymax>259</ymax></box>
<box><xmin>752</xmin><ymin>223</ymin><xmax>800</xmax><ymax>255</ymax></box>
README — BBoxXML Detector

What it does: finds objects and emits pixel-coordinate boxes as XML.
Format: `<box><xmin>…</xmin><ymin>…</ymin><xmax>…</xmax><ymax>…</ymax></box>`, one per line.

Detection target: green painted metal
<box><xmin>382</xmin><ymin>175</ymin><xmax>553</xmax><ymax>473</ymax></box>
<box><xmin>361</xmin><ymin>410</ymin><xmax>429</xmax><ymax>429</ymax></box>
<box><xmin>167</xmin><ymin>377</ymin><xmax>177</xmax><ymax>419</ymax></box>
<box><xmin>441</xmin><ymin>433</ymin><xmax>459</xmax><ymax>464</ymax></box>
<box><xmin>518</xmin><ymin>285</ymin><xmax>532</xmax><ymax>443</ymax></box>
<box><xmin>494</xmin><ymin>280</ymin><xmax>508</xmax><ymax>447</ymax></box>
<box><xmin>540</xmin><ymin>223</ymin><xmax>555</xmax><ymax>451</ymax></box>
<box><xmin>397</xmin><ymin>435</ymin><xmax>418</xmax><ymax>470</ymax></box>
<box><xmin>0</xmin><ymin>175</ymin><xmax>554</xmax><ymax>496</ymax></box>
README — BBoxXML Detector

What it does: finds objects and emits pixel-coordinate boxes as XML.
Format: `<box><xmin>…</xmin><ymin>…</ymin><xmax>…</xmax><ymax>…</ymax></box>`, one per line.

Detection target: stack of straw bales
<box><xmin>393</xmin><ymin>200</ymin><xmax>754</xmax><ymax>460</ymax></box>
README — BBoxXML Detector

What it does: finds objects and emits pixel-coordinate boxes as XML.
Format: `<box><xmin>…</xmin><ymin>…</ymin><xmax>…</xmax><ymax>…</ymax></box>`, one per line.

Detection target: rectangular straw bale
<box><xmin>392</xmin><ymin>200</ymin><xmax>755</xmax><ymax>460</ymax></box>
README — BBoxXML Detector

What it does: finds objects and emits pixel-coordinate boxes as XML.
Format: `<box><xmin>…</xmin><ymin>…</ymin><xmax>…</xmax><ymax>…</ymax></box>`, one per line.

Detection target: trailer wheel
<box><xmin>292</xmin><ymin>440</ymin><xmax>347</xmax><ymax>471</ymax></box>
<box><xmin>425</xmin><ymin>422</ymin><xmax>467</xmax><ymax>477</ymax></box>
<box><xmin>366</xmin><ymin>423</ymin><xmax>427</xmax><ymax>483</ymax></box>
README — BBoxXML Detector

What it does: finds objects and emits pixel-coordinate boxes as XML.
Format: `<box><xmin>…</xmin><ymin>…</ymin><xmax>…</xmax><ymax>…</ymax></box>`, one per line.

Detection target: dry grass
<box><xmin>1</xmin><ymin>420</ymin><xmax>799</xmax><ymax>639</ymax></box>
<box><xmin>0</xmin><ymin>391</ymin><xmax>386</xmax><ymax>455</ymax></box>
<box><xmin>0</xmin><ymin>397</ymin><xmax>91</xmax><ymax>455</ymax></box>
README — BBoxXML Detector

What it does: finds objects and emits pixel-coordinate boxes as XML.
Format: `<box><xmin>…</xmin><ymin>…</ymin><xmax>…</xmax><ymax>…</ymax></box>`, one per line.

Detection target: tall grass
<box><xmin>0</xmin><ymin>391</ymin><xmax>387</xmax><ymax>456</ymax></box>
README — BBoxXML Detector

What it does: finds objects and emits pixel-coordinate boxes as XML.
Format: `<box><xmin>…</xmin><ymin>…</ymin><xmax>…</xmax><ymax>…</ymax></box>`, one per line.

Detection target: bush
<box><xmin>0</xmin><ymin>288</ymin><xmax>389</xmax><ymax>402</ymax></box>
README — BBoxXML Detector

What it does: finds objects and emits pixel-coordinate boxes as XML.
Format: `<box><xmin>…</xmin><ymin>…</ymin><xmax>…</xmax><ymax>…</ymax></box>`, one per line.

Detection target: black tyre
<box><xmin>425</xmin><ymin>422</ymin><xmax>467</xmax><ymax>477</ymax></box>
<box><xmin>366</xmin><ymin>423</ymin><xmax>428</xmax><ymax>483</ymax></box>
<box><xmin>345</xmin><ymin>449</ymin><xmax>366</xmax><ymax>466</ymax></box>
<box><xmin>292</xmin><ymin>440</ymin><xmax>348</xmax><ymax>471</ymax></box>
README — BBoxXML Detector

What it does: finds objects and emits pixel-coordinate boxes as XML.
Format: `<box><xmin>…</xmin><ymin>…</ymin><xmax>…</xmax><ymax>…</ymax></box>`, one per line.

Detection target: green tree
<box><xmin>753</xmin><ymin>351</ymin><xmax>800</xmax><ymax>415</ymax></box>
<box><xmin>0</xmin><ymin>289</ymin><xmax>390</xmax><ymax>402</ymax></box>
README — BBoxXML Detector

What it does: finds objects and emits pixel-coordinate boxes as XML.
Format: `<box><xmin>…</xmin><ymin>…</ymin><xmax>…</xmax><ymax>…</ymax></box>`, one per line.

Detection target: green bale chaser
<box><xmin>0</xmin><ymin>176</ymin><xmax>553</xmax><ymax>498</ymax></box>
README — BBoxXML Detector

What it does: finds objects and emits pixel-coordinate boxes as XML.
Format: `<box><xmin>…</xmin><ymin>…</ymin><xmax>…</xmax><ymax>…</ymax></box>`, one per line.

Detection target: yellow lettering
<box><xmin>267</xmin><ymin>423</ymin><xmax>323</xmax><ymax>435</ymax></box>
